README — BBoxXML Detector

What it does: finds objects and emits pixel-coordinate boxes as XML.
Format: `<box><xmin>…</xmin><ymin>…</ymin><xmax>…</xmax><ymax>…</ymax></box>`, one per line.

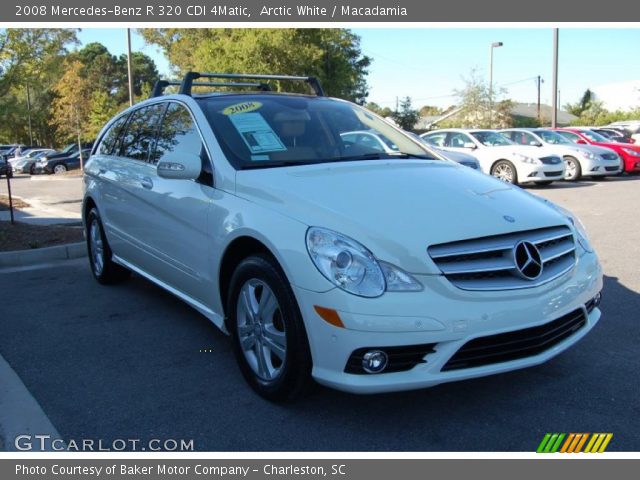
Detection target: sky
<box><xmin>76</xmin><ymin>27</ymin><xmax>640</xmax><ymax>109</ymax></box>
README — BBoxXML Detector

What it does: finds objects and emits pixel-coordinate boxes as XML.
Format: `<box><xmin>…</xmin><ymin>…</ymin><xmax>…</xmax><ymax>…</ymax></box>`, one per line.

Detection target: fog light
<box><xmin>362</xmin><ymin>350</ymin><xmax>388</xmax><ymax>374</ymax></box>
<box><xmin>591</xmin><ymin>166</ymin><xmax>600</xmax><ymax>172</ymax></box>
<box><xmin>593</xmin><ymin>292</ymin><xmax>602</xmax><ymax>307</ymax></box>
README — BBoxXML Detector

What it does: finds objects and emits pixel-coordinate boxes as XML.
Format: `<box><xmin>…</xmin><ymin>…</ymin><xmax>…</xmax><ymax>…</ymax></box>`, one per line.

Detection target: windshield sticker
<box><xmin>228</xmin><ymin>113</ymin><xmax>287</xmax><ymax>154</ymax></box>
<box><xmin>222</xmin><ymin>101</ymin><xmax>263</xmax><ymax>116</ymax></box>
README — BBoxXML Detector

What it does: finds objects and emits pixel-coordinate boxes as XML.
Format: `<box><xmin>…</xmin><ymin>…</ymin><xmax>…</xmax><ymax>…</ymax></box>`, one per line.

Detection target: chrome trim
<box><xmin>428</xmin><ymin>226</ymin><xmax>576</xmax><ymax>291</ymax></box>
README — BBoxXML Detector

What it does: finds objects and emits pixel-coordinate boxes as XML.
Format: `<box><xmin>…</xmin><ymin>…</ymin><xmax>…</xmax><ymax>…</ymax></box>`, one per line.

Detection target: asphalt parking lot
<box><xmin>1</xmin><ymin>176</ymin><xmax>639</xmax><ymax>452</ymax></box>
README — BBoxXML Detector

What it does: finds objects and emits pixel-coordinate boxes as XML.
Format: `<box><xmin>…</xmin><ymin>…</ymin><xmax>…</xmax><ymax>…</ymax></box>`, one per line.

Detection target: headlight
<box><xmin>576</xmin><ymin>149</ymin><xmax>596</xmax><ymax>160</ymax></box>
<box><xmin>548</xmin><ymin>203</ymin><xmax>593</xmax><ymax>253</ymax></box>
<box><xmin>306</xmin><ymin>227</ymin><xmax>422</xmax><ymax>297</ymax></box>
<box><xmin>512</xmin><ymin>153</ymin><xmax>540</xmax><ymax>164</ymax></box>
<box><xmin>622</xmin><ymin>148</ymin><xmax>640</xmax><ymax>157</ymax></box>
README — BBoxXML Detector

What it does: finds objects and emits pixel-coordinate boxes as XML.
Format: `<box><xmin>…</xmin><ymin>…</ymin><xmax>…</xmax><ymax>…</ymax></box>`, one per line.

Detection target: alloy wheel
<box><xmin>236</xmin><ymin>279</ymin><xmax>287</xmax><ymax>382</ymax></box>
<box><xmin>494</xmin><ymin>163</ymin><xmax>515</xmax><ymax>183</ymax></box>
<box><xmin>89</xmin><ymin>219</ymin><xmax>104</xmax><ymax>276</ymax></box>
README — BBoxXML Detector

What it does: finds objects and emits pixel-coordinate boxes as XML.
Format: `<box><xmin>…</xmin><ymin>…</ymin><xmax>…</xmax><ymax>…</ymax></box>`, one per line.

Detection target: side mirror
<box><xmin>463</xmin><ymin>142</ymin><xmax>477</xmax><ymax>149</ymax></box>
<box><xmin>157</xmin><ymin>151</ymin><xmax>201</xmax><ymax>180</ymax></box>
<box><xmin>576</xmin><ymin>139</ymin><xmax>587</xmax><ymax>145</ymax></box>
<box><xmin>529</xmin><ymin>140</ymin><xmax>542</xmax><ymax>147</ymax></box>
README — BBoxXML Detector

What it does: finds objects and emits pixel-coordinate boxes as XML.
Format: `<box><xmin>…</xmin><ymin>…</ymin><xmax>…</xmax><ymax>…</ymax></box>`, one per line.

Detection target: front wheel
<box><xmin>563</xmin><ymin>156</ymin><xmax>581</xmax><ymax>181</ymax></box>
<box><xmin>53</xmin><ymin>164</ymin><xmax>67</xmax><ymax>174</ymax></box>
<box><xmin>228</xmin><ymin>254</ymin><xmax>312</xmax><ymax>402</ymax></box>
<box><xmin>491</xmin><ymin>160</ymin><xmax>518</xmax><ymax>184</ymax></box>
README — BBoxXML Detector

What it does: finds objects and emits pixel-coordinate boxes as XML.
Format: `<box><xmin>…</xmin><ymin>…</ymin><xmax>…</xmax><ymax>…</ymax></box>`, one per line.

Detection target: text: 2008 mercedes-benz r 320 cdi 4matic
<box><xmin>84</xmin><ymin>73</ymin><xmax>603</xmax><ymax>401</ymax></box>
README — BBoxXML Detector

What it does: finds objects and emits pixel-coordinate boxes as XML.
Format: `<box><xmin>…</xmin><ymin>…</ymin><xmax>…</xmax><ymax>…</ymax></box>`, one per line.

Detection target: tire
<box><xmin>53</xmin><ymin>163</ymin><xmax>67</xmax><ymax>174</ymax></box>
<box><xmin>491</xmin><ymin>160</ymin><xmax>518</xmax><ymax>184</ymax></box>
<box><xmin>227</xmin><ymin>254</ymin><xmax>312</xmax><ymax>402</ymax></box>
<box><xmin>563</xmin><ymin>156</ymin><xmax>581</xmax><ymax>181</ymax></box>
<box><xmin>29</xmin><ymin>164</ymin><xmax>35</xmax><ymax>175</ymax></box>
<box><xmin>86</xmin><ymin>207</ymin><xmax>131</xmax><ymax>285</ymax></box>
<box><xmin>534</xmin><ymin>181</ymin><xmax>553</xmax><ymax>186</ymax></box>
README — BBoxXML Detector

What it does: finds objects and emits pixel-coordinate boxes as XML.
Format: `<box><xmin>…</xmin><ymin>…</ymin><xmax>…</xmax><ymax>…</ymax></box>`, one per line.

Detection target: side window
<box><xmin>153</xmin><ymin>103</ymin><xmax>205</xmax><ymax>166</ymax></box>
<box><xmin>97</xmin><ymin>115</ymin><xmax>128</xmax><ymax>156</ymax></box>
<box><xmin>120</xmin><ymin>104</ymin><xmax>165</xmax><ymax>161</ymax></box>
<box><xmin>449</xmin><ymin>132</ymin><xmax>472</xmax><ymax>148</ymax></box>
<box><xmin>501</xmin><ymin>131</ymin><xmax>516</xmax><ymax>142</ymax></box>
<box><xmin>424</xmin><ymin>132</ymin><xmax>446</xmax><ymax>147</ymax></box>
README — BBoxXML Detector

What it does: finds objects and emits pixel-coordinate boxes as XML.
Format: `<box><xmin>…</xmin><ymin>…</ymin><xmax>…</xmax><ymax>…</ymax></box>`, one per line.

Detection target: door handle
<box><xmin>140</xmin><ymin>177</ymin><xmax>153</xmax><ymax>190</ymax></box>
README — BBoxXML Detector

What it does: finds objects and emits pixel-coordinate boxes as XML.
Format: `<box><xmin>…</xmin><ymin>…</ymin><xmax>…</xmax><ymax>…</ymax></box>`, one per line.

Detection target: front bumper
<box><xmin>580</xmin><ymin>156</ymin><xmax>621</xmax><ymax>176</ymax></box>
<box><xmin>519</xmin><ymin>163</ymin><xmax>565</xmax><ymax>182</ymax></box>
<box><xmin>294</xmin><ymin>250</ymin><xmax>602</xmax><ymax>394</ymax></box>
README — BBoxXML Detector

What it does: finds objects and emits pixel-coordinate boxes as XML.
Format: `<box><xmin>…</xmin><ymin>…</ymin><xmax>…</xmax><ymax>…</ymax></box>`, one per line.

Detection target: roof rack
<box><xmin>151</xmin><ymin>79</ymin><xmax>272</xmax><ymax>98</ymax></box>
<box><xmin>178</xmin><ymin>72</ymin><xmax>324</xmax><ymax>97</ymax></box>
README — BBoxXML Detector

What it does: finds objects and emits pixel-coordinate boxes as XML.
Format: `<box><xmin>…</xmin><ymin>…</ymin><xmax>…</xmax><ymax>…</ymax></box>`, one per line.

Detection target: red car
<box><xmin>552</xmin><ymin>128</ymin><xmax>640</xmax><ymax>174</ymax></box>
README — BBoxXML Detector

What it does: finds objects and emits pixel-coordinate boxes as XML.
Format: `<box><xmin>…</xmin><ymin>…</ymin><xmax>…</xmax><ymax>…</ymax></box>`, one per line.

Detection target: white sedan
<box><xmin>422</xmin><ymin>129</ymin><xmax>565</xmax><ymax>185</ymax></box>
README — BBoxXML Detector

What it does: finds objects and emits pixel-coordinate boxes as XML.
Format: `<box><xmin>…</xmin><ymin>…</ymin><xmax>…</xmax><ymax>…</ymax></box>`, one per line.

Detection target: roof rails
<box><xmin>151</xmin><ymin>78</ymin><xmax>272</xmax><ymax>98</ymax></box>
<box><xmin>150</xmin><ymin>71</ymin><xmax>325</xmax><ymax>98</ymax></box>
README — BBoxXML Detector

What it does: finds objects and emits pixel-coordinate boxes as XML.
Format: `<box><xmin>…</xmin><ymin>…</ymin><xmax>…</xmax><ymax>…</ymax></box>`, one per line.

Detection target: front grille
<box><xmin>605</xmin><ymin>166</ymin><xmax>619</xmax><ymax>172</ymax></box>
<box><xmin>441</xmin><ymin>308</ymin><xmax>587</xmax><ymax>371</ymax></box>
<box><xmin>601</xmin><ymin>153</ymin><xmax>618</xmax><ymax>161</ymax></box>
<box><xmin>540</xmin><ymin>155</ymin><xmax>562</xmax><ymax>165</ymax></box>
<box><xmin>428</xmin><ymin>226</ymin><xmax>576</xmax><ymax>291</ymax></box>
<box><xmin>345</xmin><ymin>344</ymin><xmax>437</xmax><ymax>374</ymax></box>
<box><xmin>544</xmin><ymin>171</ymin><xmax>563</xmax><ymax>177</ymax></box>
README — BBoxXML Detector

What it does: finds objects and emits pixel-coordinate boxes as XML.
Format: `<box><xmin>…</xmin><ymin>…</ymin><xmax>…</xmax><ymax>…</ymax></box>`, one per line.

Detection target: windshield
<box><xmin>535</xmin><ymin>130</ymin><xmax>571</xmax><ymax>145</ymax></box>
<box><xmin>470</xmin><ymin>131</ymin><xmax>513</xmax><ymax>146</ymax></box>
<box><xmin>61</xmin><ymin>144</ymin><xmax>77</xmax><ymax>154</ymax></box>
<box><xmin>580</xmin><ymin>130</ymin><xmax>609</xmax><ymax>143</ymax></box>
<box><xmin>199</xmin><ymin>95</ymin><xmax>435</xmax><ymax>169</ymax></box>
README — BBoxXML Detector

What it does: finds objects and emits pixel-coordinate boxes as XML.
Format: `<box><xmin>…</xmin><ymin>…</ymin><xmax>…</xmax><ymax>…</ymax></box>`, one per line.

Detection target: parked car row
<box><xmin>1</xmin><ymin>143</ymin><xmax>93</xmax><ymax>176</ymax></box>
<box><xmin>419</xmin><ymin>126</ymin><xmax>639</xmax><ymax>185</ymax></box>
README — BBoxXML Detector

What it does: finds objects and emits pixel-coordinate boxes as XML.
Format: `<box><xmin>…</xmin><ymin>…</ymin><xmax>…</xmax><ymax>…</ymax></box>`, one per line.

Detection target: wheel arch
<box><xmin>218</xmin><ymin>235</ymin><xmax>282</xmax><ymax>324</ymax></box>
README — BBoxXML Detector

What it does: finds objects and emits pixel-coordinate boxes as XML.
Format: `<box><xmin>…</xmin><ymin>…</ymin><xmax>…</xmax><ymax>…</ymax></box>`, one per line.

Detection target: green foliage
<box><xmin>0</xmin><ymin>30</ymin><xmax>158</xmax><ymax>146</ymax></box>
<box><xmin>365</xmin><ymin>102</ymin><xmax>393</xmax><ymax>118</ymax></box>
<box><xmin>419</xmin><ymin>105</ymin><xmax>443</xmax><ymax>117</ymax></box>
<box><xmin>51</xmin><ymin>60</ymin><xmax>93</xmax><ymax>143</ymax></box>
<box><xmin>450</xmin><ymin>69</ymin><xmax>512</xmax><ymax>128</ymax></box>
<box><xmin>0</xmin><ymin>29</ymin><xmax>78</xmax><ymax>145</ymax></box>
<box><xmin>140</xmin><ymin>28</ymin><xmax>370</xmax><ymax>103</ymax></box>
<box><xmin>392</xmin><ymin>97</ymin><xmax>419</xmax><ymax>131</ymax></box>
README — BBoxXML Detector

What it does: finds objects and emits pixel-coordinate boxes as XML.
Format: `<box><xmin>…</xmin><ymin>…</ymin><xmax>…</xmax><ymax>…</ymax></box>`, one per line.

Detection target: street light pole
<box><xmin>552</xmin><ymin>28</ymin><xmax>559</xmax><ymax>128</ymax></box>
<box><xmin>536</xmin><ymin>76</ymin><xmax>544</xmax><ymax>124</ymax></box>
<box><xmin>127</xmin><ymin>28</ymin><xmax>135</xmax><ymax>106</ymax></box>
<box><xmin>489</xmin><ymin>41</ymin><xmax>503</xmax><ymax>128</ymax></box>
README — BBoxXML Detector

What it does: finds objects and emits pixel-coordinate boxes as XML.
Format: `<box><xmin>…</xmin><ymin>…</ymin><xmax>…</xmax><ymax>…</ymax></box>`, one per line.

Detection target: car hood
<box><xmin>538</xmin><ymin>143</ymin><xmax>615</xmax><ymax>157</ymax></box>
<box><xmin>235</xmin><ymin>160</ymin><xmax>570</xmax><ymax>274</ymax></box>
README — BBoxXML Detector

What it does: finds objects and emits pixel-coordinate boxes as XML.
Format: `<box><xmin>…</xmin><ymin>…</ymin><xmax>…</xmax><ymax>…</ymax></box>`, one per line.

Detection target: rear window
<box><xmin>198</xmin><ymin>95</ymin><xmax>433</xmax><ymax>169</ymax></box>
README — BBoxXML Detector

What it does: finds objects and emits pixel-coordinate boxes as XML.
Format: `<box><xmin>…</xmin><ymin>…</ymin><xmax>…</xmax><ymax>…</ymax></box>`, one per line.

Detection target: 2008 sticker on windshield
<box><xmin>224</xmin><ymin>103</ymin><xmax>287</xmax><ymax>155</ymax></box>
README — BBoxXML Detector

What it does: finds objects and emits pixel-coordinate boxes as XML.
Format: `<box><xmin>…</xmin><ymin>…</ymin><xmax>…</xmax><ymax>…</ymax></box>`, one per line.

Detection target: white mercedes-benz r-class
<box><xmin>83</xmin><ymin>72</ymin><xmax>603</xmax><ymax>401</ymax></box>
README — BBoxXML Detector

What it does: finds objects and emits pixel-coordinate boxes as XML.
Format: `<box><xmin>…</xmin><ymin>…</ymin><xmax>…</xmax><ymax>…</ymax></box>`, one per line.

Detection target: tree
<box><xmin>0</xmin><ymin>29</ymin><xmax>78</xmax><ymax>144</ymax></box>
<box><xmin>419</xmin><ymin>105</ymin><xmax>443</xmax><ymax>117</ymax></box>
<box><xmin>365</xmin><ymin>102</ymin><xmax>393</xmax><ymax>118</ymax></box>
<box><xmin>51</xmin><ymin>60</ymin><xmax>92</xmax><ymax>168</ymax></box>
<box><xmin>392</xmin><ymin>97</ymin><xmax>419</xmax><ymax>131</ymax></box>
<box><xmin>87</xmin><ymin>89</ymin><xmax>118</xmax><ymax>139</ymax></box>
<box><xmin>140</xmin><ymin>28</ymin><xmax>370</xmax><ymax>103</ymax></box>
<box><xmin>450</xmin><ymin>69</ymin><xmax>512</xmax><ymax>128</ymax></box>
<box><xmin>565</xmin><ymin>89</ymin><xmax>594</xmax><ymax>117</ymax></box>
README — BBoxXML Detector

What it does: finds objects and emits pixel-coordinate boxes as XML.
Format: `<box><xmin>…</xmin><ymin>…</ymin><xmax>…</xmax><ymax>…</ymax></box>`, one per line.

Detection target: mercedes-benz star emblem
<box><xmin>513</xmin><ymin>241</ymin><xmax>543</xmax><ymax>280</ymax></box>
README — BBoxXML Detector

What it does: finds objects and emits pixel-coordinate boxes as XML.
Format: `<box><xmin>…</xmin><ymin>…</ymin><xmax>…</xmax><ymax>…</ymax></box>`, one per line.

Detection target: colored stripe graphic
<box><xmin>537</xmin><ymin>433</ymin><xmax>613</xmax><ymax>453</ymax></box>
